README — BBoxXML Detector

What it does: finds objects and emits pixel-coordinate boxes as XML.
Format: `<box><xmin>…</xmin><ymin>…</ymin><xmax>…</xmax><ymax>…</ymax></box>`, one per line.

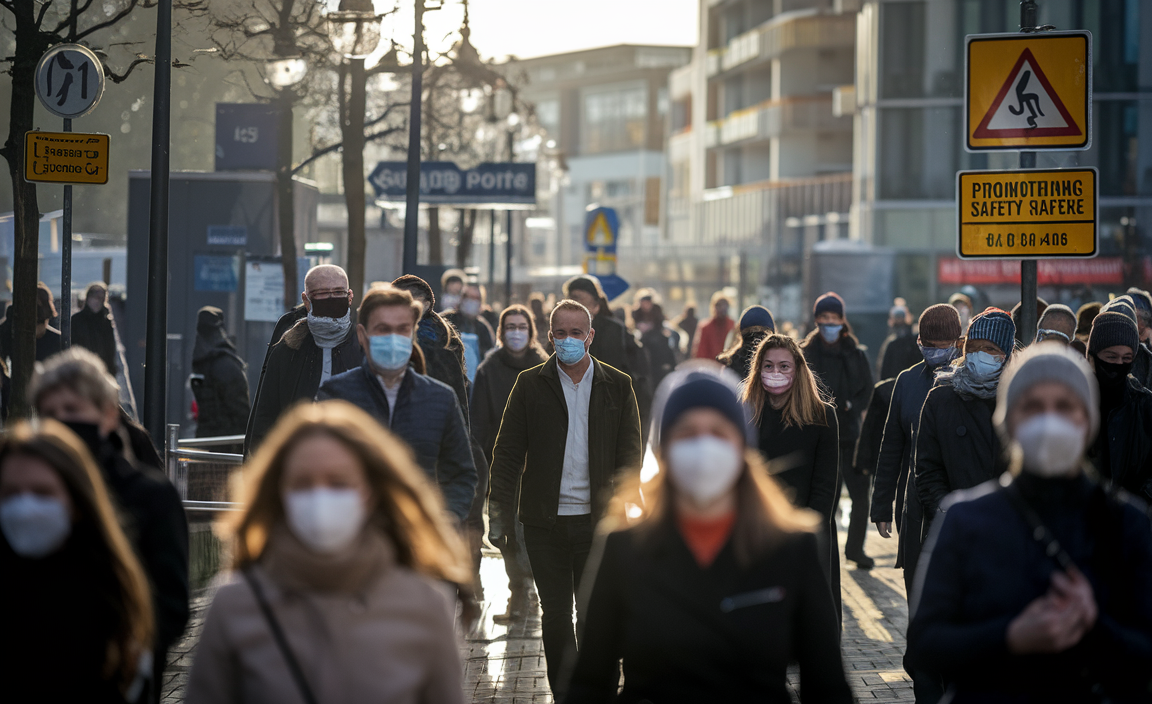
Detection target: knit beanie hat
<box><xmin>1088</xmin><ymin>310</ymin><xmax>1139</xmax><ymax>356</ymax></box>
<box><xmin>965</xmin><ymin>307</ymin><xmax>1016</xmax><ymax>359</ymax></box>
<box><xmin>1126</xmin><ymin>288</ymin><xmax>1152</xmax><ymax>315</ymax></box>
<box><xmin>813</xmin><ymin>292</ymin><xmax>845</xmax><ymax>319</ymax></box>
<box><xmin>1102</xmin><ymin>295</ymin><xmax>1137</xmax><ymax>324</ymax></box>
<box><xmin>994</xmin><ymin>342</ymin><xmax>1099</xmax><ymax>443</ymax></box>
<box><xmin>918</xmin><ymin>304</ymin><xmax>962</xmax><ymax>342</ymax></box>
<box><xmin>660</xmin><ymin>373</ymin><xmax>748</xmax><ymax>445</ymax></box>
<box><xmin>739</xmin><ymin>305</ymin><xmax>775</xmax><ymax>333</ymax></box>
<box><xmin>1076</xmin><ymin>302</ymin><xmax>1102</xmax><ymax>336</ymax></box>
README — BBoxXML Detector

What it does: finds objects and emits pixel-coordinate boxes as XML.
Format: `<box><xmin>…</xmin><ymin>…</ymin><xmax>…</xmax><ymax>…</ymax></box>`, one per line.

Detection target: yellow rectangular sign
<box><xmin>957</xmin><ymin>168</ymin><xmax>1097</xmax><ymax>259</ymax></box>
<box><xmin>24</xmin><ymin>131</ymin><xmax>110</xmax><ymax>184</ymax></box>
<box><xmin>966</xmin><ymin>31</ymin><xmax>1091</xmax><ymax>151</ymax></box>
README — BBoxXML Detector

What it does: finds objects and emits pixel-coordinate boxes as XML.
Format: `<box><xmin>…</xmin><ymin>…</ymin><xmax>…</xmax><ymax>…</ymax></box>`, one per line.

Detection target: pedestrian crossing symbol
<box><xmin>966</xmin><ymin>31</ymin><xmax>1091</xmax><ymax>151</ymax></box>
<box><xmin>587</xmin><ymin>211</ymin><xmax>615</xmax><ymax>247</ymax></box>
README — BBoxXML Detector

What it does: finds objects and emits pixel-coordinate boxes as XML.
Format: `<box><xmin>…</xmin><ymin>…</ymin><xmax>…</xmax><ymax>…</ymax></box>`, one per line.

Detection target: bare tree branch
<box><xmin>34</xmin><ymin>0</ymin><xmax>54</xmax><ymax>28</ymax></box>
<box><xmin>105</xmin><ymin>57</ymin><xmax>152</xmax><ymax>84</ymax></box>
<box><xmin>292</xmin><ymin>126</ymin><xmax>405</xmax><ymax>175</ymax></box>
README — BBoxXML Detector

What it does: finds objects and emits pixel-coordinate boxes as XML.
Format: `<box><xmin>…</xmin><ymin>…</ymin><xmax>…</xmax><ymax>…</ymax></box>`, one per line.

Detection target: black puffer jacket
<box><xmin>877</xmin><ymin>327</ymin><xmax>922</xmax><ymax>380</ymax></box>
<box><xmin>1088</xmin><ymin>375</ymin><xmax>1152</xmax><ymax>503</ymax></box>
<box><xmin>801</xmin><ymin>330</ymin><xmax>873</xmax><ymax>443</ymax></box>
<box><xmin>915</xmin><ymin>381</ymin><xmax>1008</xmax><ymax>532</ymax></box>
<box><xmin>471</xmin><ymin>345</ymin><xmax>549</xmax><ymax>462</ymax></box>
<box><xmin>191</xmin><ymin>318</ymin><xmax>250</xmax><ymax>438</ymax></box>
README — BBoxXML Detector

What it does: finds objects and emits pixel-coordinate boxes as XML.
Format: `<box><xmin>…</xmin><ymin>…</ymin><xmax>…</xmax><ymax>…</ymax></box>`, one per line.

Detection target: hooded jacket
<box><xmin>800</xmin><ymin>330</ymin><xmax>873</xmax><ymax>442</ymax></box>
<box><xmin>191</xmin><ymin>313</ymin><xmax>250</xmax><ymax>438</ymax></box>
<box><xmin>471</xmin><ymin>345</ymin><xmax>549</xmax><ymax>462</ymax></box>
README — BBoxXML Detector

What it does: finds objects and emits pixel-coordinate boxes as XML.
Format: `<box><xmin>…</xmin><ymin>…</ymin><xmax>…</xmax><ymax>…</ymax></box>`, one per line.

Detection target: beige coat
<box><xmin>186</xmin><ymin>527</ymin><xmax>465</xmax><ymax>704</ymax></box>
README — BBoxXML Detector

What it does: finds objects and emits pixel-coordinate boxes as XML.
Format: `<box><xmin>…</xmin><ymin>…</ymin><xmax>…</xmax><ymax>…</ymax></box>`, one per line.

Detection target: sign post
<box><xmin>963</xmin><ymin>1</ymin><xmax>1092</xmax><ymax>343</ymax></box>
<box><xmin>33</xmin><ymin>43</ymin><xmax>105</xmax><ymax>349</ymax></box>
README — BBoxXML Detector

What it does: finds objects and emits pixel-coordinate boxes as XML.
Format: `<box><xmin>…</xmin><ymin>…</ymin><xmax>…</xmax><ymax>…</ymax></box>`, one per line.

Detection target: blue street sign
<box><xmin>368</xmin><ymin>161</ymin><xmax>536</xmax><ymax>205</ymax></box>
<box><xmin>215</xmin><ymin>103</ymin><xmax>280</xmax><ymax>171</ymax></box>
<box><xmin>584</xmin><ymin>207</ymin><xmax>619</xmax><ymax>254</ymax></box>
<box><xmin>193</xmin><ymin>255</ymin><xmax>239</xmax><ymax>292</ymax></box>
<box><xmin>596</xmin><ymin>274</ymin><xmax>630</xmax><ymax>301</ymax></box>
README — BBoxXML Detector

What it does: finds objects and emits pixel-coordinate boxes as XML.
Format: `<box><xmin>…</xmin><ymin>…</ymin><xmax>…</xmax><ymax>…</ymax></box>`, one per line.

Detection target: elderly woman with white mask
<box><xmin>906</xmin><ymin>343</ymin><xmax>1152</xmax><ymax>703</ymax></box>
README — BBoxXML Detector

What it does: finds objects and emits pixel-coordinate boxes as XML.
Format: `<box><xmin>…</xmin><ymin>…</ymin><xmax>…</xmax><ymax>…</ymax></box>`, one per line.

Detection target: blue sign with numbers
<box><xmin>215</xmin><ymin>103</ymin><xmax>280</xmax><ymax>171</ymax></box>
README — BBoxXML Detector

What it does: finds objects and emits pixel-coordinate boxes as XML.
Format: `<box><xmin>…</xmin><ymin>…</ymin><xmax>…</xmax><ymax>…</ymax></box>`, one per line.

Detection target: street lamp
<box><xmin>328</xmin><ymin>0</ymin><xmax>382</xmax><ymax>297</ymax></box>
<box><xmin>264</xmin><ymin>54</ymin><xmax>308</xmax><ymax>309</ymax></box>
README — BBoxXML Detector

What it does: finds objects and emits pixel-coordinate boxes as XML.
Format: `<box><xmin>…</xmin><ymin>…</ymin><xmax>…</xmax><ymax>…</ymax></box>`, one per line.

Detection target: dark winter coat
<box><xmin>877</xmin><ymin>327</ymin><xmax>922</xmax><ymax>381</ymax></box>
<box><xmin>565</xmin><ymin>525</ymin><xmax>850</xmax><ymax>704</ymax></box>
<box><xmin>1088</xmin><ymin>375</ymin><xmax>1152</xmax><ymax>503</ymax></box>
<box><xmin>915</xmin><ymin>382</ymin><xmax>1007</xmax><ymax>533</ymax></box>
<box><xmin>470</xmin><ymin>345</ymin><xmax>549</xmax><ymax>463</ymax></box>
<box><xmin>71</xmin><ymin>305</ymin><xmax>117</xmax><ymax>374</ymax></box>
<box><xmin>488</xmin><ymin>356</ymin><xmax>643</xmax><ymax>530</ymax></box>
<box><xmin>908</xmin><ymin>473</ymin><xmax>1152</xmax><ymax>703</ymax></box>
<box><xmin>191</xmin><ymin>330</ymin><xmax>250</xmax><ymax>438</ymax></box>
<box><xmin>317</xmin><ymin>359</ymin><xmax>476</xmax><ymax>520</ymax></box>
<box><xmin>801</xmin><ymin>331</ymin><xmax>873</xmax><ymax>443</ymax></box>
<box><xmin>1131</xmin><ymin>342</ymin><xmax>1152</xmax><ymax>391</ymax></box>
<box><xmin>640</xmin><ymin>328</ymin><xmax>678</xmax><ymax>391</ymax></box>
<box><xmin>756</xmin><ymin>402</ymin><xmax>841</xmax><ymax>612</ymax></box>
<box><xmin>443</xmin><ymin>310</ymin><xmax>496</xmax><ymax>359</ymax></box>
<box><xmin>244</xmin><ymin>306</ymin><xmax>307</xmax><ymax>452</ymax></box>
<box><xmin>416</xmin><ymin>313</ymin><xmax>470</xmax><ymax>422</ymax></box>
<box><xmin>589</xmin><ymin>312</ymin><xmax>630</xmax><ymax>375</ymax></box>
<box><xmin>854</xmin><ymin>377</ymin><xmax>895</xmax><ymax>477</ymax></box>
<box><xmin>871</xmin><ymin>360</ymin><xmax>938</xmax><ymax>571</ymax></box>
<box><xmin>37</xmin><ymin>325</ymin><xmax>62</xmax><ymax>361</ymax></box>
<box><xmin>246</xmin><ymin>320</ymin><xmax>362</xmax><ymax>452</ymax></box>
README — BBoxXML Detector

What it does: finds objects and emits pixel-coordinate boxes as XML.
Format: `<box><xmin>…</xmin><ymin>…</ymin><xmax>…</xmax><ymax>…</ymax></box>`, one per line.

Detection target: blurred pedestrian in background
<box><xmin>916</xmin><ymin>308</ymin><xmax>1014</xmax><ymax>534</ymax></box>
<box><xmin>1127</xmin><ymin>287</ymin><xmax>1152</xmax><ymax>346</ymax></box>
<box><xmin>529</xmin><ymin>293</ymin><xmax>553</xmax><ymax>354</ymax></box>
<box><xmin>190</xmin><ymin>307</ymin><xmax>250</xmax><ymax>439</ymax></box>
<box><xmin>716</xmin><ymin>305</ymin><xmax>775</xmax><ymax>380</ymax></box>
<box><xmin>1011</xmin><ymin>298</ymin><xmax>1048</xmax><ymax>345</ymax></box>
<box><xmin>393</xmin><ymin>275</ymin><xmax>471</xmax><ymax>416</ymax></box>
<box><xmin>1034</xmin><ymin>304</ymin><xmax>1077</xmax><ymax>347</ymax></box>
<box><xmin>1084</xmin><ymin>309</ymin><xmax>1152</xmax><ymax>503</ymax></box>
<box><xmin>877</xmin><ymin>298</ymin><xmax>921</xmax><ymax>380</ymax></box>
<box><xmin>439</xmin><ymin>268</ymin><xmax>467</xmax><ymax>313</ymax></box>
<box><xmin>565</xmin><ymin>371</ymin><xmax>850</xmax><ymax>704</ymax></box>
<box><xmin>1075</xmin><ymin>301</ymin><xmax>1102</xmax><ymax>352</ymax></box>
<box><xmin>0</xmin><ymin>282</ymin><xmax>62</xmax><ymax>364</ymax></box>
<box><xmin>488</xmin><ymin>299</ymin><xmax>642</xmax><ymax>700</ymax></box>
<box><xmin>444</xmin><ymin>280</ymin><xmax>496</xmax><ymax>383</ymax></box>
<box><xmin>907</xmin><ymin>343</ymin><xmax>1152</xmax><ymax>703</ymax></box>
<box><xmin>949</xmin><ymin>293</ymin><xmax>973</xmax><ymax>334</ymax></box>
<box><xmin>674</xmin><ymin>304</ymin><xmax>699</xmax><ymax>356</ymax></box>
<box><xmin>32</xmin><ymin>348</ymin><xmax>189</xmax><ymax>696</ymax></box>
<box><xmin>471</xmin><ymin>303</ymin><xmax>547</xmax><ymax>622</ymax></box>
<box><xmin>632</xmin><ymin>291</ymin><xmax>678</xmax><ymax>393</ymax></box>
<box><xmin>1</xmin><ymin>420</ymin><xmax>155</xmax><ymax>703</ymax></box>
<box><xmin>692</xmin><ymin>292</ymin><xmax>734</xmax><ymax>360</ymax></box>
<box><xmin>742</xmin><ymin>334</ymin><xmax>841</xmax><ymax>615</ymax></box>
<box><xmin>247</xmin><ymin>265</ymin><xmax>361</xmax><ymax>453</ymax></box>
<box><xmin>318</xmin><ymin>286</ymin><xmax>476</xmax><ymax>522</ymax></box>
<box><xmin>1121</xmin><ymin>288</ymin><xmax>1152</xmax><ymax>389</ymax></box>
<box><xmin>802</xmin><ymin>291</ymin><xmax>874</xmax><ymax>570</ymax></box>
<box><xmin>71</xmin><ymin>281</ymin><xmax>117</xmax><ymax>374</ymax></box>
<box><xmin>186</xmin><ymin>402</ymin><xmax>471</xmax><ymax>704</ymax></box>
<box><xmin>563</xmin><ymin>275</ymin><xmax>630</xmax><ymax>374</ymax></box>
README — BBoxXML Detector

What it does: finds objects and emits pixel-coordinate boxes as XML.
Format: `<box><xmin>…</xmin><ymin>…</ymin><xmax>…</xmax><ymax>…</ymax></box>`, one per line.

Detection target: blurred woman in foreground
<box><xmin>565</xmin><ymin>371</ymin><xmax>849</xmax><ymax>703</ymax></box>
<box><xmin>187</xmin><ymin>401</ymin><xmax>471</xmax><ymax>704</ymax></box>
<box><xmin>1</xmin><ymin>420</ymin><xmax>153</xmax><ymax>703</ymax></box>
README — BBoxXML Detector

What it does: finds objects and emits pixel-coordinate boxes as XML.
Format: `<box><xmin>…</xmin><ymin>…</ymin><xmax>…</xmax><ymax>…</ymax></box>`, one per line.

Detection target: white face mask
<box><xmin>666</xmin><ymin>436</ymin><xmax>743</xmax><ymax>507</ymax></box>
<box><xmin>1014</xmin><ymin>413</ymin><xmax>1086</xmax><ymax>477</ymax></box>
<box><xmin>0</xmin><ymin>493</ymin><xmax>72</xmax><ymax>558</ymax></box>
<box><xmin>504</xmin><ymin>329</ymin><xmax>530</xmax><ymax>352</ymax></box>
<box><xmin>761</xmin><ymin>371</ymin><xmax>792</xmax><ymax>392</ymax></box>
<box><xmin>284</xmin><ymin>488</ymin><xmax>367</xmax><ymax>554</ymax></box>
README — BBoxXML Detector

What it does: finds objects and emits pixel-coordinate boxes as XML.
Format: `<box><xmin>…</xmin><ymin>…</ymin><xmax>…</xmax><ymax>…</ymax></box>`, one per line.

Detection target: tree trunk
<box><xmin>342</xmin><ymin>58</ymin><xmax>367</xmax><ymax>297</ymax></box>
<box><xmin>276</xmin><ymin>89</ymin><xmax>298</xmax><ymax>308</ymax></box>
<box><xmin>455</xmin><ymin>208</ymin><xmax>477</xmax><ymax>268</ymax></box>
<box><xmin>428</xmin><ymin>206</ymin><xmax>442</xmax><ymax>265</ymax></box>
<box><xmin>2</xmin><ymin>7</ymin><xmax>49</xmax><ymax>418</ymax></box>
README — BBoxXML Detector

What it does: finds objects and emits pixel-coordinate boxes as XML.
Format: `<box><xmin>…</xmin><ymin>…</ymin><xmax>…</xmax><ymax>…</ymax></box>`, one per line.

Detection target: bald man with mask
<box><xmin>246</xmin><ymin>265</ymin><xmax>363</xmax><ymax>451</ymax></box>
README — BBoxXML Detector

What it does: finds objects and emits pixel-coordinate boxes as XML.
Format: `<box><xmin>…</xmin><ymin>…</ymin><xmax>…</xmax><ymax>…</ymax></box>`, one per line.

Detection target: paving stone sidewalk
<box><xmin>162</xmin><ymin>529</ymin><xmax>914</xmax><ymax>703</ymax></box>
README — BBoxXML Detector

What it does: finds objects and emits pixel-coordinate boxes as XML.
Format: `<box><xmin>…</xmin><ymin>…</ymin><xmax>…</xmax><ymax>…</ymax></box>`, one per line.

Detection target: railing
<box><xmin>165</xmin><ymin>424</ymin><xmax>244</xmax><ymax>513</ymax></box>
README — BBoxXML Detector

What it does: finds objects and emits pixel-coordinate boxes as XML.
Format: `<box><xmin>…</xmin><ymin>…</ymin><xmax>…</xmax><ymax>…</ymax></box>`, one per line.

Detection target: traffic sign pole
<box><xmin>62</xmin><ymin>118</ymin><xmax>72</xmax><ymax>349</ymax></box>
<box><xmin>1019</xmin><ymin>0</ymin><xmax>1040</xmax><ymax>344</ymax></box>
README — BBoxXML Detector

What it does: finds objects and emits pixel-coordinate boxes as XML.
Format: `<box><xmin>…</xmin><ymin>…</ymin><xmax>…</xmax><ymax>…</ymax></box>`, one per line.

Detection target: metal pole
<box><xmin>504</xmin><ymin>128</ymin><xmax>514</xmax><ymax>305</ymax></box>
<box><xmin>401</xmin><ymin>0</ymin><xmax>424</xmax><ymax>275</ymax></box>
<box><xmin>488</xmin><ymin>209</ymin><xmax>496</xmax><ymax>292</ymax></box>
<box><xmin>1018</xmin><ymin>1</ymin><xmax>1039</xmax><ymax>344</ymax></box>
<box><xmin>61</xmin><ymin>118</ymin><xmax>72</xmax><ymax>349</ymax></box>
<box><xmin>144</xmin><ymin>0</ymin><xmax>173</xmax><ymax>442</ymax></box>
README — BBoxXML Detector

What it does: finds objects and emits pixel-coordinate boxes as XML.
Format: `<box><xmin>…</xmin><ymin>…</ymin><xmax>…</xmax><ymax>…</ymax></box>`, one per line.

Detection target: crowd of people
<box><xmin>2</xmin><ymin>266</ymin><xmax>1152</xmax><ymax>703</ymax></box>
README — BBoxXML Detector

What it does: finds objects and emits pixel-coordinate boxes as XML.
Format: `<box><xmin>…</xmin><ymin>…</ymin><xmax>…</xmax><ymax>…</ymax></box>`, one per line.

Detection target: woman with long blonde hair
<box><xmin>187</xmin><ymin>401</ymin><xmax>471</xmax><ymax>704</ymax></box>
<box><xmin>741</xmin><ymin>333</ymin><xmax>842</xmax><ymax>617</ymax></box>
<box><xmin>0</xmin><ymin>420</ymin><xmax>154</xmax><ymax>703</ymax></box>
<box><xmin>565</xmin><ymin>371</ymin><xmax>849</xmax><ymax>703</ymax></box>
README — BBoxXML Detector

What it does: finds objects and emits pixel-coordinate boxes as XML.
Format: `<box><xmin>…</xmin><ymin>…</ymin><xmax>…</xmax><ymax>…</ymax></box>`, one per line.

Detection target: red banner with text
<box><xmin>938</xmin><ymin>257</ymin><xmax>1126</xmax><ymax>286</ymax></box>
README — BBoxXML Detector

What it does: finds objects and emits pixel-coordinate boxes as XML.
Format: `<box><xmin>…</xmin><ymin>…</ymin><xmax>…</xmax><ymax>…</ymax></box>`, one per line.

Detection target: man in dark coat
<box><xmin>190</xmin><ymin>306</ymin><xmax>250</xmax><ymax>438</ymax></box>
<box><xmin>877</xmin><ymin>298</ymin><xmax>922</xmax><ymax>380</ymax></box>
<box><xmin>70</xmin><ymin>282</ymin><xmax>117</xmax><ymax>374</ymax></box>
<box><xmin>242</xmin><ymin>303</ymin><xmax>306</xmax><ymax>448</ymax></box>
<box><xmin>802</xmin><ymin>292</ymin><xmax>874</xmax><ymax>568</ymax></box>
<box><xmin>488</xmin><ymin>299</ymin><xmax>643</xmax><ymax>699</ymax></box>
<box><xmin>318</xmin><ymin>286</ymin><xmax>476</xmax><ymax>521</ymax></box>
<box><xmin>563</xmin><ymin>274</ymin><xmax>631</xmax><ymax>374</ymax></box>
<box><xmin>32</xmin><ymin>348</ymin><xmax>189</xmax><ymax>702</ymax></box>
<box><xmin>245</xmin><ymin>265</ymin><xmax>361</xmax><ymax>452</ymax></box>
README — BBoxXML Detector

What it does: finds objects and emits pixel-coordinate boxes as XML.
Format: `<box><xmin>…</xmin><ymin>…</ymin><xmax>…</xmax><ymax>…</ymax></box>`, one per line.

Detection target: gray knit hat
<box><xmin>1102</xmin><ymin>295</ymin><xmax>1137</xmax><ymax>324</ymax></box>
<box><xmin>1088</xmin><ymin>310</ymin><xmax>1139</xmax><ymax>356</ymax></box>
<box><xmin>994</xmin><ymin>341</ymin><xmax>1099</xmax><ymax>444</ymax></box>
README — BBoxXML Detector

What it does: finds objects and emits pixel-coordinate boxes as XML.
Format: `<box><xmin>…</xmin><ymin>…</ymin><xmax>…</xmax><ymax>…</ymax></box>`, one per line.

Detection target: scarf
<box><xmin>936</xmin><ymin>360</ymin><xmax>1001</xmax><ymax>400</ymax></box>
<box><xmin>307</xmin><ymin>311</ymin><xmax>351</xmax><ymax>349</ymax></box>
<box><xmin>261</xmin><ymin>523</ymin><xmax>392</xmax><ymax>594</ymax></box>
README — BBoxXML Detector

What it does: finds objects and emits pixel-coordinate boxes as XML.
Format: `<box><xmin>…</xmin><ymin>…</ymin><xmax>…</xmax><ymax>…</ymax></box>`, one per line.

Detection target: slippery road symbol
<box><xmin>1007</xmin><ymin>70</ymin><xmax>1044</xmax><ymax>129</ymax></box>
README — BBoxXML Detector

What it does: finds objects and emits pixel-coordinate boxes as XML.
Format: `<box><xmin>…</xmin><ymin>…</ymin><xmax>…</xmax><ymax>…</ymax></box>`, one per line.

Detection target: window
<box><xmin>536</xmin><ymin>98</ymin><xmax>560</xmax><ymax>138</ymax></box>
<box><xmin>581</xmin><ymin>83</ymin><xmax>647</xmax><ymax>153</ymax></box>
<box><xmin>878</xmin><ymin>106</ymin><xmax>985</xmax><ymax>200</ymax></box>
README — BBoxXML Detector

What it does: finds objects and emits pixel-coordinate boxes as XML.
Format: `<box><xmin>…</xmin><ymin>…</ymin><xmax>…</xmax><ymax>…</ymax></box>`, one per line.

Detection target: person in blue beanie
<box><xmin>716</xmin><ymin>304</ymin><xmax>775</xmax><ymax>379</ymax></box>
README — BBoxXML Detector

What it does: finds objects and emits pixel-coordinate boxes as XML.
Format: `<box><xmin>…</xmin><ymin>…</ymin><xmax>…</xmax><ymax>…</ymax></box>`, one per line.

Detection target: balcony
<box><xmin>706</xmin><ymin>95</ymin><xmax>851</xmax><ymax>148</ymax></box>
<box><xmin>706</xmin><ymin>11</ymin><xmax>856</xmax><ymax>78</ymax></box>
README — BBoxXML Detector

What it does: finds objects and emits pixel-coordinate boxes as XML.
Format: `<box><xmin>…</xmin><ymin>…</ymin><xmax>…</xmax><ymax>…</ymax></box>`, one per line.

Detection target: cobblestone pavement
<box><xmin>162</xmin><ymin>528</ymin><xmax>914</xmax><ymax>703</ymax></box>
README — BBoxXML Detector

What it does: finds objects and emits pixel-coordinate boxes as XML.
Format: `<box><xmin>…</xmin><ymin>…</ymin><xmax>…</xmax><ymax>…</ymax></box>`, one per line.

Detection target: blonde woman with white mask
<box><xmin>187</xmin><ymin>401</ymin><xmax>471</xmax><ymax>704</ymax></box>
<box><xmin>907</xmin><ymin>343</ymin><xmax>1152</xmax><ymax>703</ymax></box>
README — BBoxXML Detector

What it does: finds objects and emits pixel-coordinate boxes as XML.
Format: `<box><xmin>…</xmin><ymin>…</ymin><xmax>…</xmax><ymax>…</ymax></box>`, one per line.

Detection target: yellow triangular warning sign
<box><xmin>587</xmin><ymin>213</ymin><xmax>614</xmax><ymax>246</ymax></box>
<box><xmin>973</xmin><ymin>48</ymin><xmax>1082</xmax><ymax>139</ymax></box>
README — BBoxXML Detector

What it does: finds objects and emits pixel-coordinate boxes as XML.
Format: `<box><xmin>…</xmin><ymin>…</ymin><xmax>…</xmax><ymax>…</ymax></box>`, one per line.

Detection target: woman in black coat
<box><xmin>190</xmin><ymin>306</ymin><xmax>250</xmax><ymax>438</ymax></box>
<box><xmin>716</xmin><ymin>304</ymin><xmax>775</xmax><ymax>379</ymax></box>
<box><xmin>742</xmin><ymin>333</ymin><xmax>841</xmax><ymax>617</ymax></box>
<box><xmin>565</xmin><ymin>372</ymin><xmax>850</xmax><ymax>704</ymax></box>
<box><xmin>908</xmin><ymin>344</ymin><xmax>1152</xmax><ymax>703</ymax></box>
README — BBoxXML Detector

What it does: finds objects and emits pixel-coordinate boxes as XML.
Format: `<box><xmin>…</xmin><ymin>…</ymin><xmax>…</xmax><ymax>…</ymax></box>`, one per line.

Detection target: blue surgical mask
<box><xmin>369</xmin><ymin>334</ymin><xmax>413</xmax><ymax>371</ymax></box>
<box><xmin>819</xmin><ymin>324</ymin><xmax>843</xmax><ymax>343</ymax></box>
<box><xmin>965</xmin><ymin>350</ymin><xmax>1004</xmax><ymax>380</ymax></box>
<box><xmin>554</xmin><ymin>337</ymin><xmax>587</xmax><ymax>365</ymax></box>
<box><xmin>0</xmin><ymin>494</ymin><xmax>72</xmax><ymax>558</ymax></box>
<box><xmin>920</xmin><ymin>344</ymin><xmax>959</xmax><ymax>368</ymax></box>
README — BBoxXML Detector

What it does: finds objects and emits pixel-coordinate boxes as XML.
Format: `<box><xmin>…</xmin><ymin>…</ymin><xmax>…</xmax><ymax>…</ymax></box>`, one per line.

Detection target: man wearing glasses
<box><xmin>245</xmin><ymin>265</ymin><xmax>363</xmax><ymax>451</ymax></box>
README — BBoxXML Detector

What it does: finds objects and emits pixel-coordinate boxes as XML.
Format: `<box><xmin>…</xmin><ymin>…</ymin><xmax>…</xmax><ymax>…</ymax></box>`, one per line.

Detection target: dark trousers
<box><xmin>523</xmin><ymin>514</ymin><xmax>594</xmax><ymax>698</ymax></box>
<box><xmin>837</xmin><ymin>441</ymin><xmax>871</xmax><ymax>558</ymax></box>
